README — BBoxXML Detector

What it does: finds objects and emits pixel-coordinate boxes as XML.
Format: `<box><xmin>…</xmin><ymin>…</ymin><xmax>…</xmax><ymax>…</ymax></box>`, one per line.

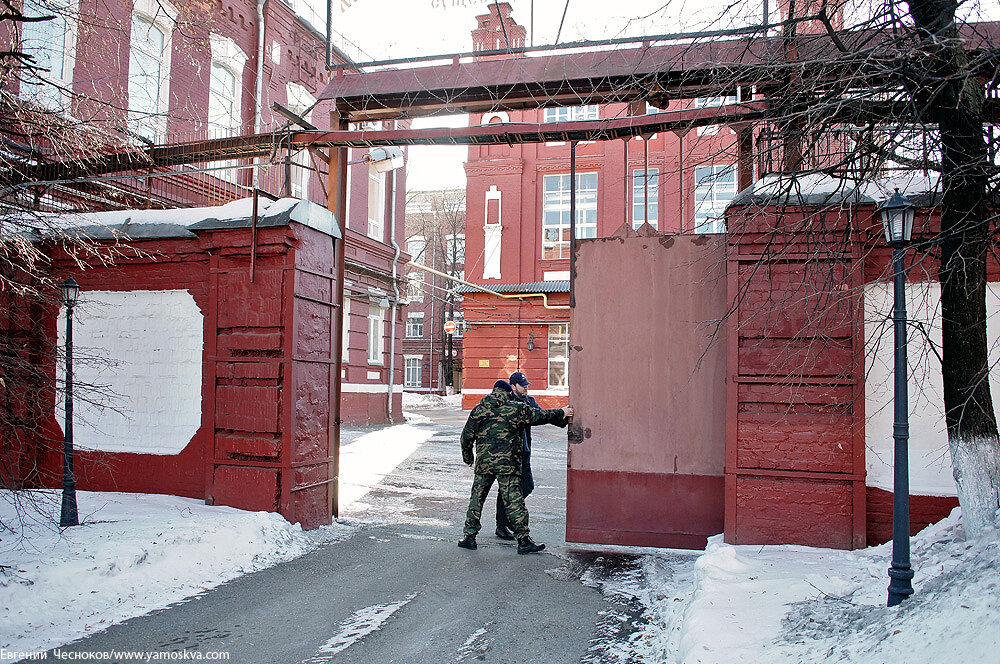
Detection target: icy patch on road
<box><xmin>302</xmin><ymin>593</ymin><xmax>416</xmax><ymax>662</ymax></box>
<box><xmin>548</xmin><ymin>548</ymin><xmax>698</xmax><ymax>663</ymax></box>
<box><xmin>456</xmin><ymin>622</ymin><xmax>491</xmax><ymax>662</ymax></box>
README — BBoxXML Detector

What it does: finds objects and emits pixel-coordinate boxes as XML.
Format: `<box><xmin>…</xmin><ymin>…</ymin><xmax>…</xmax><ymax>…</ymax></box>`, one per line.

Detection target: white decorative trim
<box><xmin>483</xmin><ymin>185</ymin><xmax>502</xmax><ymax>280</ymax></box>
<box><xmin>544</xmin><ymin>271</ymin><xmax>570</xmax><ymax>281</ymax></box>
<box><xmin>462</xmin><ymin>388</ymin><xmax>569</xmax><ymax>397</ymax></box>
<box><xmin>342</xmin><ymin>382</ymin><xmax>392</xmax><ymax>393</ymax></box>
<box><xmin>481</xmin><ymin>111</ymin><xmax>510</xmax><ymax>124</ymax></box>
<box><xmin>404</xmin><ymin>354</ymin><xmax>424</xmax><ymax>360</ymax></box>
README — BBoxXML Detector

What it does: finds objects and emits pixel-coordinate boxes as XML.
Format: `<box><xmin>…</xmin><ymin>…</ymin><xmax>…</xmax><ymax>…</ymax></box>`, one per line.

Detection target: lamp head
<box><xmin>60</xmin><ymin>277</ymin><xmax>80</xmax><ymax>307</ymax></box>
<box><xmin>878</xmin><ymin>189</ymin><xmax>915</xmax><ymax>245</ymax></box>
<box><xmin>365</xmin><ymin>146</ymin><xmax>404</xmax><ymax>173</ymax></box>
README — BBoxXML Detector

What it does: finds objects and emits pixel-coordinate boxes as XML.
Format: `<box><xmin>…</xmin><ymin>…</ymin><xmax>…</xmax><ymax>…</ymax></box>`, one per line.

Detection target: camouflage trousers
<box><xmin>463</xmin><ymin>472</ymin><xmax>529</xmax><ymax>538</ymax></box>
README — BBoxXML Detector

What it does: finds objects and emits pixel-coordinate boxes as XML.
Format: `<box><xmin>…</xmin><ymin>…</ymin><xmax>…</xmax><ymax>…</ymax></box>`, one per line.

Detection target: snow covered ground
<box><xmin>2</xmin><ymin>402</ymin><xmax>998</xmax><ymax>663</ymax></box>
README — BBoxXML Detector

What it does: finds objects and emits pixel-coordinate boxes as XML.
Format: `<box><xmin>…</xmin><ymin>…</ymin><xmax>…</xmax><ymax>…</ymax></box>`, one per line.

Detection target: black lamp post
<box><xmin>877</xmin><ymin>190</ymin><xmax>915</xmax><ymax>607</ymax></box>
<box><xmin>59</xmin><ymin>277</ymin><xmax>80</xmax><ymax>528</ymax></box>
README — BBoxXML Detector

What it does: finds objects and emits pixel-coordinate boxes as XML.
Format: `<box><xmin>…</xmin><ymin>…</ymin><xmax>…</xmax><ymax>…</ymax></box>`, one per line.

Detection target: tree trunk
<box><xmin>909</xmin><ymin>0</ymin><xmax>1000</xmax><ymax>536</ymax></box>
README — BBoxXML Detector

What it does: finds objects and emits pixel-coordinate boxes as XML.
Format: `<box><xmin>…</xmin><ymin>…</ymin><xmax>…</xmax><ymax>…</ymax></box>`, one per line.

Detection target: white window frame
<box><xmin>286</xmin><ymin>82</ymin><xmax>316</xmax><ymax>199</ymax></box>
<box><xmin>406</xmin><ymin>312</ymin><xmax>424</xmax><ymax>338</ymax></box>
<box><xmin>341</xmin><ymin>298</ymin><xmax>351</xmax><ymax>362</ymax></box>
<box><xmin>445</xmin><ymin>233</ymin><xmax>465</xmax><ymax>279</ymax></box>
<box><xmin>542</xmin><ymin>172</ymin><xmax>598</xmax><ymax>260</ymax></box>
<box><xmin>548</xmin><ymin>323</ymin><xmax>569</xmax><ymax>391</ymax></box>
<box><xmin>128</xmin><ymin>0</ymin><xmax>177</xmax><ymax>141</ymax></box>
<box><xmin>19</xmin><ymin>0</ymin><xmax>78</xmax><ymax>111</ymax></box>
<box><xmin>367</xmin><ymin>302</ymin><xmax>385</xmax><ymax>365</ymax></box>
<box><xmin>694</xmin><ymin>164</ymin><xmax>737</xmax><ymax>234</ymax></box>
<box><xmin>404</xmin><ymin>356</ymin><xmax>423</xmax><ymax>388</ymax></box>
<box><xmin>367</xmin><ymin>170</ymin><xmax>386</xmax><ymax>241</ymax></box>
<box><xmin>543</xmin><ymin>105</ymin><xmax>599</xmax><ymax>122</ymax></box>
<box><xmin>632</xmin><ymin>168</ymin><xmax>659</xmax><ymax>229</ymax></box>
<box><xmin>446</xmin><ymin>310</ymin><xmax>464</xmax><ymax>338</ymax></box>
<box><xmin>208</xmin><ymin>34</ymin><xmax>247</xmax><ymax>182</ymax></box>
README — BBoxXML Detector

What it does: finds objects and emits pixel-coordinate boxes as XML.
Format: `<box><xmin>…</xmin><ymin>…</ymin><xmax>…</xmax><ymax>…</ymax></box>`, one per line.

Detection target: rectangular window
<box><xmin>632</xmin><ymin>168</ymin><xmax>659</xmax><ymax>229</ymax></box>
<box><xmin>694</xmin><ymin>164</ymin><xmax>737</xmax><ymax>234</ymax></box>
<box><xmin>406</xmin><ymin>273</ymin><xmax>424</xmax><ymax>303</ymax></box>
<box><xmin>341</xmin><ymin>299</ymin><xmax>351</xmax><ymax>363</ymax></box>
<box><xmin>208</xmin><ymin>61</ymin><xmax>240</xmax><ymax>181</ymax></box>
<box><xmin>128</xmin><ymin>15</ymin><xmax>167</xmax><ymax>140</ymax></box>
<box><xmin>404</xmin><ymin>357</ymin><xmax>422</xmax><ymax>388</ymax></box>
<box><xmin>407</xmin><ymin>236</ymin><xmax>426</xmax><ymax>262</ymax></box>
<box><xmin>548</xmin><ymin>324</ymin><xmax>569</xmax><ymax>390</ymax></box>
<box><xmin>544</xmin><ymin>105</ymin><xmax>599</xmax><ymax>122</ymax></box>
<box><xmin>542</xmin><ymin>172</ymin><xmax>598</xmax><ymax>260</ymax></box>
<box><xmin>290</xmin><ymin>149</ymin><xmax>310</xmax><ymax>199</ymax></box>
<box><xmin>367</xmin><ymin>170</ymin><xmax>385</xmax><ymax>241</ymax></box>
<box><xmin>20</xmin><ymin>0</ymin><xmax>73</xmax><ymax>109</ymax></box>
<box><xmin>406</xmin><ymin>313</ymin><xmax>424</xmax><ymax>338</ymax></box>
<box><xmin>367</xmin><ymin>303</ymin><xmax>384</xmax><ymax>364</ymax></box>
<box><xmin>445</xmin><ymin>234</ymin><xmax>465</xmax><ymax>279</ymax></box>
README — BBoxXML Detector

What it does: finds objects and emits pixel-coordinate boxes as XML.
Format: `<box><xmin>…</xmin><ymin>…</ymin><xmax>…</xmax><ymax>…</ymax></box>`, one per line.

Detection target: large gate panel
<box><xmin>567</xmin><ymin>232</ymin><xmax>728</xmax><ymax>549</ymax></box>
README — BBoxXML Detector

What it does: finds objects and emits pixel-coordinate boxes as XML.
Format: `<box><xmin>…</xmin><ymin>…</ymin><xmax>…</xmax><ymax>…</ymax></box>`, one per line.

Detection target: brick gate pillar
<box><xmin>726</xmin><ymin>203</ymin><xmax>867</xmax><ymax>549</ymax></box>
<box><xmin>191</xmin><ymin>201</ymin><xmax>340</xmax><ymax>529</ymax></box>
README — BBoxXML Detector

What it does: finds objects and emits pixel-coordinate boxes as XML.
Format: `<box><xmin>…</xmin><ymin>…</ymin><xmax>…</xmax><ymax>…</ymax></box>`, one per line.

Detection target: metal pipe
<box><xmin>386</xmin><ymin>156</ymin><xmax>401</xmax><ymax>423</ymax></box>
<box><xmin>406</xmin><ymin>261</ymin><xmax>569</xmax><ymax>310</ymax></box>
<box><xmin>328</xmin><ymin>114</ymin><xmax>349</xmax><ymax>519</ymax></box>
<box><xmin>252</xmin><ymin>0</ymin><xmax>268</xmax><ymax>192</ymax></box>
<box><xmin>569</xmin><ymin>141</ymin><xmax>577</xmax><ymax>309</ymax></box>
<box><xmin>887</xmin><ymin>243</ymin><xmax>914</xmax><ymax>607</ymax></box>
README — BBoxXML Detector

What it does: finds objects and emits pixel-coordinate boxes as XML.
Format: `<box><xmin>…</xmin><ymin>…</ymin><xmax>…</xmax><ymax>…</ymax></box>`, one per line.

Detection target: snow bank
<box><xmin>0</xmin><ymin>491</ymin><xmax>325</xmax><ymax>655</ymax></box>
<box><xmin>676</xmin><ymin>509</ymin><xmax>1000</xmax><ymax>663</ymax></box>
<box><xmin>401</xmin><ymin>392</ymin><xmax>463</xmax><ymax>410</ymax></box>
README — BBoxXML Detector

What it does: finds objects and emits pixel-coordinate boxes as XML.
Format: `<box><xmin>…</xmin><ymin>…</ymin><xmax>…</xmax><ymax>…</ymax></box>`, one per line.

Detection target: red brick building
<box><xmin>2</xmin><ymin>0</ymin><xmax>408</xmax><ymax>425</ymax></box>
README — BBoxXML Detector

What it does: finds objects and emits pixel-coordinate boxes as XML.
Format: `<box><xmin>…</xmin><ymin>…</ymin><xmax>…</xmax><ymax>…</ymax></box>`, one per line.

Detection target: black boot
<box><xmin>458</xmin><ymin>535</ymin><xmax>477</xmax><ymax>550</ymax></box>
<box><xmin>495</xmin><ymin>525</ymin><xmax>515</xmax><ymax>540</ymax></box>
<box><xmin>516</xmin><ymin>536</ymin><xmax>545</xmax><ymax>554</ymax></box>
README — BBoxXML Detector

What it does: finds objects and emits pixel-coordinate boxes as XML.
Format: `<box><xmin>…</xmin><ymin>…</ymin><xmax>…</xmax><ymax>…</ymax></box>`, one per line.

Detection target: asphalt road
<box><xmin>36</xmin><ymin>407</ymin><xmax>660</xmax><ymax>664</ymax></box>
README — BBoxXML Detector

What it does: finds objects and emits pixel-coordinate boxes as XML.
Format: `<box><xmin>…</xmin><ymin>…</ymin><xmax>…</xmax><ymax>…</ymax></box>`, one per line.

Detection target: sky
<box><xmin>3</xmin><ymin>398</ymin><xmax>997</xmax><ymax>661</ymax></box>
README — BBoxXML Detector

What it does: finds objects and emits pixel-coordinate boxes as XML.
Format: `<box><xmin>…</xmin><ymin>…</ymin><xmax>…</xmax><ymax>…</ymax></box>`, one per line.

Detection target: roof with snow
<box><xmin>46</xmin><ymin>198</ymin><xmax>340</xmax><ymax>241</ymax></box>
<box><xmin>454</xmin><ymin>281</ymin><xmax>570</xmax><ymax>295</ymax></box>
<box><xmin>727</xmin><ymin>173</ymin><xmax>943</xmax><ymax>210</ymax></box>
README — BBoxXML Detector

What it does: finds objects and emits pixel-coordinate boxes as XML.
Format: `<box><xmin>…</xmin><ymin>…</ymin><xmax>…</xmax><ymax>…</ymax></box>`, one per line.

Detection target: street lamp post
<box><xmin>878</xmin><ymin>190</ymin><xmax>916</xmax><ymax>607</ymax></box>
<box><xmin>59</xmin><ymin>277</ymin><xmax>80</xmax><ymax>528</ymax></box>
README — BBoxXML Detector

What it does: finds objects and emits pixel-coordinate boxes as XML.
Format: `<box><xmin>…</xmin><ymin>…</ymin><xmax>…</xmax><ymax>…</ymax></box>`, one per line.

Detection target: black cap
<box><xmin>509</xmin><ymin>372</ymin><xmax>531</xmax><ymax>387</ymax></box>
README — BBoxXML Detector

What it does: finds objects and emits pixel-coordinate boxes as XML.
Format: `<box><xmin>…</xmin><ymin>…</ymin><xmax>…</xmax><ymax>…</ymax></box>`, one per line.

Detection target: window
<box><xmin>286</xmin><ymin>82</ymin><xmax>316</xmax><ymax>199</ymax></box>
<box><xmin>407</xmin><ymin>236</ymin><xmax>426</xmax><ymax>262</ymax></box>
<box><xmin>367</xmin><ymin>302</ymin><xmax>384</xmax><ymax>364</ymax></box>
<box><xmin>694</xmin><ymin>94</ymin><xmax>739</xmax><ymax>136</ymax></box>
<box><xmin>128</xmin><ymin>15</ymin><xmax>168</xmax><ymax>140</ymax></box>
<box><xmin>208</xmin><ymin>34</ymin><xmax>247</xmax><ymax>182</ymax></box>
<box><xmin>694</xmin><ymin>164</ymin><xmax>737</xmax><ymax>234</ymax></box>
<box><xmin>341</xmin><ymin>299</ymin><xmax>351</xmax><ymax>362</ymax></box>
<box><xmin>445</xmin><ymin>234</ymin><xmax>465</xmax><ymax>279</ymax></box>
<box><xmin>367</xmin><ymin>170</ymin><xmax>385</xmax><ymax>241</ymax></box>
<box><xmin>208</xmin><ymin>63</ymin><xmax>238</xmax><ymax>136</ymax></box>
<box><xmin>19</xmin><ymin>0</ymin><xmax>76</xmax><ymax>109</ymax></box>
<box><xmin>404</xmin><ymin>357</ymin><xmax>422</xmax><ymax>388</ymax></box>
<box><xmin>548</xmin><ymin>324</ymin><xmax>569</xmax><ymax>390</ymax></box>
<box><xmin>632</xmin><ymin>168</ymin><xmax>659</xmax><ymax>229</ymax></box>
<box><xmin>406</xmin><ymin>273</ymin><xmax>424</xmax><ymax>303</ymax></box>
<box><xmin>544</xmin><ymin>106</ymin><xmax>598</xmax><ymax>122</ymax></box>
<box><xmin>542</xmin><ymin>172</ymin><xmax>598</xmax><ymax>260</ymax></box>
<box><xmin>406</xmin><ymin>313</ymin><xmax>424</xmax><ymax>338</ymax></box>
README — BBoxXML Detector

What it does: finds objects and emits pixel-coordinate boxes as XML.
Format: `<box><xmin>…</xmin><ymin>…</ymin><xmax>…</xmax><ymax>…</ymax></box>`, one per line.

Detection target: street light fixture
<box><xmin>58</xmin><ymin>277</ymin><xmax>80</xmax><ymax>528</ymax></box>
<box><xmin>877</xmin><ymin>189</ymin><xmax>915</xmax><ymax>607</ymax></box>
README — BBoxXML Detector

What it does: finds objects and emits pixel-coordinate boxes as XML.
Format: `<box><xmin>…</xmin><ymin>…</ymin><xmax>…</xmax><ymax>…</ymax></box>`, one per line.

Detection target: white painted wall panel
<box><xmin>864</xmin><ymin>281</ymin><xmax>1000</xmax><ymax>496</ymax></box>
<box><xmin>57</xmin><ymin>290</ymin><xmax>203</xmax><ymax>455</ymax></box>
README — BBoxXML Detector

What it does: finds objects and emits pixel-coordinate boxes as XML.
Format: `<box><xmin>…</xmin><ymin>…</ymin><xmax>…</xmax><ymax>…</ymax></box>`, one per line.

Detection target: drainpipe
<box><xmin>386</xmin><ymin>144</ymin><xmax>401</xmax><ymax>423</ymax></box>
<box><xmin>252</xmin><ymin>0</ymin><xmax>267</xmax><ymax>191</ymax></box>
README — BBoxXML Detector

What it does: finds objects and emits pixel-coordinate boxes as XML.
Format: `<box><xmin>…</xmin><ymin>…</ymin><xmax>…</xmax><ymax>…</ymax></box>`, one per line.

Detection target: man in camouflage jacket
<box><xmin>458</xmin><ymin>380</ymin><xmax>573</xmax><ymax>554</ymax></box>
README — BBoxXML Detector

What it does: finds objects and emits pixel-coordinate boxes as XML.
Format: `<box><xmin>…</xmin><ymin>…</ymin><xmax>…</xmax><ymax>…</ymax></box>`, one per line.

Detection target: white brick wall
<box><xmin>57</xmin><ymin>290</ymin><xmax>203</xmax><ymax>455</ymax></box>
<box><xmin>865</xmin><ymin>281</ymin><xmax>1000</xmax><ymax>496</ymax></box>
